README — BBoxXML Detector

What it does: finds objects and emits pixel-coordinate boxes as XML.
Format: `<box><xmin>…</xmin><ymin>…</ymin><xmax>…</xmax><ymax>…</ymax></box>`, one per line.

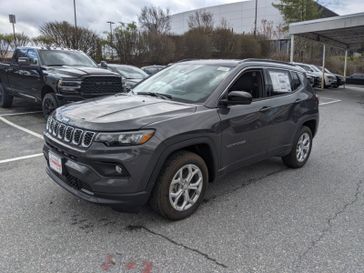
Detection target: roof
<box><xmin>17</xmin><ymin>46</ymin><xmax>81</xmax><ymax>51</ymax></box>
<box><xmin>178</xmin><ymin>59</ymin><xmax>301</xmax><ymax>71</ymax></box>
<box><xmin>289</xmin><ymin>12</ymin><xmax>364</xmax><ymax>49</ymax></box>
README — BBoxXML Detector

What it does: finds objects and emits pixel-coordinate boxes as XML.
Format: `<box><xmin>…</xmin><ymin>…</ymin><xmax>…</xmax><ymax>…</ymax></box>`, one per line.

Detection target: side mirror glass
<box><xmin>18</xmin><ymin>57</ymin><xmax>30</xmax><ymax>66</ymax></box>
<box><xmin>221</xmin><ymin>91</ymin><xmax>253</xmax><ymax>106</ymax></box>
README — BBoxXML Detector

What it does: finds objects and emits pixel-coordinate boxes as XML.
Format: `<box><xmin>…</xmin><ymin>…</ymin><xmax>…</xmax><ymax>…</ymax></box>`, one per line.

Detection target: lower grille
<box><xmin>64</xmin><ymin>173</ymin><xmax>93</xmax><ymax>193</ymax></box>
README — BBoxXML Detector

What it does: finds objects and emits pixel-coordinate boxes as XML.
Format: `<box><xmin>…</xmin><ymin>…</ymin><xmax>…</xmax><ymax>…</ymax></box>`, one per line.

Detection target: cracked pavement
<box><xmin>1</xmin><ymin>86</ymin><xmax>364</xmax><ymax>273</ymax></box>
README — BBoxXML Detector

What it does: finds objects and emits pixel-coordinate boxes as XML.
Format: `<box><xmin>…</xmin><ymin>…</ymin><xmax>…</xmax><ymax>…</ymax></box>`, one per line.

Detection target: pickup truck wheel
<box><xmin>282</xmin><ymin>126</ymin><xmax>313</xmax><ymax>168</ymax></box>
<box><xmin>0</xmin><ymin>82</ymin><xmax>14</xmax><ymax>108</ymax></box>
<box><xmin>150</xmin><ymin>151</ymin><xmax>208</xmax><ymax>220</ymax></box>
<box><xmin>42</xmin><ymin>93</ymin><xmax>58</xmax><ymax>118</ymax></box>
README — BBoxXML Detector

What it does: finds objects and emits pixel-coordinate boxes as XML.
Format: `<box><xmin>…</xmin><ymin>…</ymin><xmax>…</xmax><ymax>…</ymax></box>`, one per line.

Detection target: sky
<box><xmin>0</xmin><ymin>0</ymin><xmax>363</xmax><ymax>37</ymax></box>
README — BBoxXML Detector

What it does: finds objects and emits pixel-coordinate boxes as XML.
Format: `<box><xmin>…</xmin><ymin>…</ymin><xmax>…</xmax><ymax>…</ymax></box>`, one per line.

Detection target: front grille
<box><xmin>46</xmin><ymin>116</ymin><xmax>95</xmax><ymax>148</ymax></box>
<box><xmin>80</xmin><ymin>76</ymin><xmax>122</xmax><ymax>97</ymax></box>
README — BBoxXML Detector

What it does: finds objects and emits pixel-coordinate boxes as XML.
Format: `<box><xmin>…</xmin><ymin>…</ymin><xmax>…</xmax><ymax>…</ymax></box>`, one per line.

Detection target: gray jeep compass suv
<box><xmin>43</xmin><ymin>59</ymin><xmax>319</xmax><ymax>220</ymax></box>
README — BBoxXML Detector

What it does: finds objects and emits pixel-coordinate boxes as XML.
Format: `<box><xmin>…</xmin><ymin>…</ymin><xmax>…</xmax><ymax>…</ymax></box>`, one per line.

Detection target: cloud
<box><xmin>0</xmin><ymin>0</ymin><xmax>362</xmax><ymax>37</ymax></box>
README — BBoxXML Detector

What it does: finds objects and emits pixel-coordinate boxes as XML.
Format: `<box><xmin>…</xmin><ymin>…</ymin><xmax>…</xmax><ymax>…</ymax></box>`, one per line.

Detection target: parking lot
<box><xmin>0</xmin><ymin>86</ymin><xmax>363</xmax><ymax>273</ymax></box>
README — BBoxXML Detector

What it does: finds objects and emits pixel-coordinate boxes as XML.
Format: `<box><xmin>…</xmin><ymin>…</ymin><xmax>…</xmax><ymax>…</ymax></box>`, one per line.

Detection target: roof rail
<box><xmin>177</xmin><ymin>58</ymin><xmax>197</xmax><ymax>63</ymax></box>
<box><xmin>241</xmin><ymin>58</ymin><xmax>295</xmax><ymax>66</ymax></box>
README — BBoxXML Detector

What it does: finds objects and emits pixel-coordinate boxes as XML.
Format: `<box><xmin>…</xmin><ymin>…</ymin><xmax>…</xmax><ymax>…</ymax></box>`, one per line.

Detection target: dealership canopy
<box><xmin>288</xmin><ymin>12</ymin><xmax>364</xmax><ymax>87</ymax></box>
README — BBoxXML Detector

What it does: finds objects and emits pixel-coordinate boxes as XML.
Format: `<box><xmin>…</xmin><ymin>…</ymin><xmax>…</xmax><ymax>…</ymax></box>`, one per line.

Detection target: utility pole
<box><xmin>254</xmin><ymin>0</ymin><xmax>258</xmax><ymax>36</ymax></box>
<box><xmin>106</xmin><ymin>21</ymin><xmax>115</xmax><ymax>60</ymax></box>
<box><xmin>9</xmin><ymin>14</ymin><xmax>16</xmax><ymax>47</ymax></box>
<box><xmin>73</xmin><ymin>0</ymin><xmax>77</xmax><ymax>29</ymax></box>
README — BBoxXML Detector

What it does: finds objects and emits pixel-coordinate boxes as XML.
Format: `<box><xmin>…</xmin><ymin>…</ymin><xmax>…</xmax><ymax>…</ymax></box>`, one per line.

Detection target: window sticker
<box><xmin>269</xmin><ymin>71</ymin><xmax>292</xmax><ymax>92</ymax></box>
<box><xmin>217</xmin><ymin>66</ymin><xmax>231</xmax><ymax>72</ymax></box>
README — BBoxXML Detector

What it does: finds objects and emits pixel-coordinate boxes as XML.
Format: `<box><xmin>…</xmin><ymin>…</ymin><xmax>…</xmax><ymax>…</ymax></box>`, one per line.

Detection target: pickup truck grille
<box><xmin>80</xmin><ymin>76</ymin><xmax>122</xmax><ymax>97</ymax></box>
<box><xmin>46</xmin><ymin>117</ymin><xmax>95</xmax><ymax>148</ymax></box>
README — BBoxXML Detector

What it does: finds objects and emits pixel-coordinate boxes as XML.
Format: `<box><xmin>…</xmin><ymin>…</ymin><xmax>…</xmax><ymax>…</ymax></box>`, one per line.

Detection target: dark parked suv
<box><xmin>44</xmin><ymin>59</ymin><xmax>319</xmax><ymax>220</ymax></box>
<box><xmin>0</xmin><ymin>47</ymin><xmax>122</xmax><ymax>117</ymax></box>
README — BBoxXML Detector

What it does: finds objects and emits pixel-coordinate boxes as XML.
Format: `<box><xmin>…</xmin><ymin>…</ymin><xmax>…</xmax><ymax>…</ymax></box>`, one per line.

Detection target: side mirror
<box><xmin>18</xmin><ymin>57</ymin><xmax>30</xmax><ymax>66</ymax></box>
<box><xmin>221</xmin><ymin>91</ymin><xmax>252</xmax><ymax>106</ymax></box>
<box><xmin>100</xmin><ymin>61</ymin><xmax>108</xmax><ymax>68</ymax></box>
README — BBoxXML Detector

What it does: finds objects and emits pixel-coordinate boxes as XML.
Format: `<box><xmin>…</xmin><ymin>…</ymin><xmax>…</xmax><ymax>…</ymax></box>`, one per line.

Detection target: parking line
<box><xmin>319</xmin><ymin>99</ymin><xmax>342</xmax><ymax>106</ymax></box>
<box><xmin>0</xmin><ymin>116</ymin><xmax>43</xmax><ymax>139</ymax></box>
<box><xmin>0</xmin><ymin>111</ymin><xmax>42</xmax><ymax>117</ymax></box>
<box><xmin>0</xmin><ymin>153</ymin><xmax>43</xmax><ymax>164</ymax></box>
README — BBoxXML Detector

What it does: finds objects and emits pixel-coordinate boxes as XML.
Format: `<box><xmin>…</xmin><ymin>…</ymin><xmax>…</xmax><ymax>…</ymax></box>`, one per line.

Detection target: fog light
<box><xmin>115</xmin><ymin>165</ymin><xmax>123</xmax><ymax>174</ymax></box>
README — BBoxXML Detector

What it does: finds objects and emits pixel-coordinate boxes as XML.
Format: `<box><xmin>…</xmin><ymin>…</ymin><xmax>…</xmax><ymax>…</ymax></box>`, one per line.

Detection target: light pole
<box><xmin>9</xmin><ymin>14</ymin><xmax>16</xmax><ymax>47</ymax></box>
<box><xmin>73</xmin><ymin>0</ymin><xmax>77</xmax><ymax>29</ymax></box>
<box><xmin>107</xmin><ymin>21</ymin><xmax>115</xmax><ymax>60</ymax></box>
<box><xmin>254</xmin><ymin>0</ymin><xmax>258</xmax><ymax>36</ymax></box>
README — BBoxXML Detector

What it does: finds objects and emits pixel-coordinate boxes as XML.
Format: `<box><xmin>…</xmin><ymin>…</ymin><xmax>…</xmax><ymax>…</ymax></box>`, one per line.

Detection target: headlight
<box><xmin>94</xmin><ymin>130</ymin><xmax>155</xmax><ymax>146</ymax></box>
<box><xmin>57</xmin><ymin>79</ymin><xmax>82</xmax><ymax>91</ymax></box>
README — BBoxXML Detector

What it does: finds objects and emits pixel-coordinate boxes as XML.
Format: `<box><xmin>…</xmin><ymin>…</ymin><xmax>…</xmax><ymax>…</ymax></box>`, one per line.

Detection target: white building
<box><xmin>170</xmin><ymin>0</ymin><xmax>337</xmax><ymax>36</ymax></box>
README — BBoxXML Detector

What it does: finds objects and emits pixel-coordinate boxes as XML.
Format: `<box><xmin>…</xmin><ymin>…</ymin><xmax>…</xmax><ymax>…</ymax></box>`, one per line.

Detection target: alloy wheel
<box><xmin>296</xmin><ymin>132</ymin><xmax>311</xmax><ymax>162</ymax></box>
<box><xmin>169</xmin><ymin>164</ymin><xmax>203</xmax><ymax>211</ymax></box>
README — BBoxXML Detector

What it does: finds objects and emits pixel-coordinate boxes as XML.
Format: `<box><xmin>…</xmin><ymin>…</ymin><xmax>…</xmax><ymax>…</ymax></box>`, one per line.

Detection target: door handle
<box><xmin>295</xmin><ymin>98</ymin><xmax>303</xmax><ymax>103</ymax></box>
<box><xmin>259</xmin><ymin>106</ymin><xmax>271</xmax><ymax>112</ymax></box>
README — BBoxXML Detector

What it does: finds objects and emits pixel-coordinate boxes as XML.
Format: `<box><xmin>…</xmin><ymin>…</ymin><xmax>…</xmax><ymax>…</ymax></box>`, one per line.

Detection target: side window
<box><xmin>27</xmin><ymin>49</ymin><xmax>39</xmax><ymax>65</ymax></box>
<box><xmin>266</xmin><ymin>69</ymin><xmax>292</xmax><ymax>96</ymax></box>
<box><xmin>11</xmin><ymin>49</ymin><xmax>27</xmax><ymax>64</ymax></box>
<box><xmin>229</xmin><ymin>70</ymin><xmax>264</xmax><ymax>99</ymax></box>
<box><xmin>291</xmin><ymin>71</ymin><xmax>302</xmax><ymax>91</ymax></box>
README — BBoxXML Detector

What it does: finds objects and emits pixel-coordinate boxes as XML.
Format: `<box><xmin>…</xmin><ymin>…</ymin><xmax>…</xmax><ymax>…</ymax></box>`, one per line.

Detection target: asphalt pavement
<box><xmin>0</xmin><ymin>87</ymin><xmax>363</xmax><ymax>273</ymax></box>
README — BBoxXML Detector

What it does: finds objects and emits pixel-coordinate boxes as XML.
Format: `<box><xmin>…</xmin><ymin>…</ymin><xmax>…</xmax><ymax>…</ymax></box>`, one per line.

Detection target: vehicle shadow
<box><xmin>50</xmin><ymin>157</ymin><xmax>288</xmax><ymax>232</ymax></box>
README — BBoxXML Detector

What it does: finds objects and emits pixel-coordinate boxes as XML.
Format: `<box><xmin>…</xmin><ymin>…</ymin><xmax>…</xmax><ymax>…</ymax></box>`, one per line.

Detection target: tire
<box><xmin>42</xmin><ymin>93</ymin><xmax>58</xmax><ymax>119</ymax></box>
<box><xmin>282</xmin><ymin>126</ymin><xmax>313</xmax><ymax>169</ymax></box>
<box><xmin>0</xmin><ymin>82</ymin><xmax>14</xmax><ymax>108</ymax></box>
<box><xmin>150</xmin><ymin>151</ymin><xmax>208</xmax><ymax>220</ymax></box>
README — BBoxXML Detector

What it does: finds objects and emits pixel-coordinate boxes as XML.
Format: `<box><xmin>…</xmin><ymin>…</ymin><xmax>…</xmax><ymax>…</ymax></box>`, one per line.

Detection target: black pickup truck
<box><xmin>0</xmin><ymin>47</ymin><xmax>123</xmax><ymax>117</ymax></box>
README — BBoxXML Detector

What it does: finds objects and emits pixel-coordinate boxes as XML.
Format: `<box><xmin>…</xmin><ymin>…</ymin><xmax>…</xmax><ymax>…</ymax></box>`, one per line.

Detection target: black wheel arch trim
<box><xmin>145</xmin><ymin>136</ymin><xmax>219</xmax><ymax>194</ymax></box>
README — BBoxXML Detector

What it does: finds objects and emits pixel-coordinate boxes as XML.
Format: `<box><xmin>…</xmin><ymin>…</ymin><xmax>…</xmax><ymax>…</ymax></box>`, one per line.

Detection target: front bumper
<box><xmin>45</xmin><ymin>167</ymin><xmax>149</xmax><ymax>206</ymax></box>
<box><xmin>43</xmin><ymin>133</ymin><xmax>161</xmax><ymax>207</ymax></box>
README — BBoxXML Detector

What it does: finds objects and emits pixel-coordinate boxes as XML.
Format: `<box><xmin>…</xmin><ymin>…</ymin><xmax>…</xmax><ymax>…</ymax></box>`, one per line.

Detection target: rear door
<box><xmin>262</xmin><ymin>68</ymin><xmax>305</xmax><ymax>155</ymax></box>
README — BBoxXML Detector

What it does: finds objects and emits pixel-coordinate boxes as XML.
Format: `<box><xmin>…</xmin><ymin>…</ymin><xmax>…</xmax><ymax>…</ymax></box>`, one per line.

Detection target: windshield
<box><xmin>311</xmin><ymin>65</ymin><xmax>321</xmax><ymax>73</ymax></box>
<box><xmin>39</xmin><ymin>50</ymin><xmax>97</xmax><ymax>67</ymax></box>
<box><xmin>133</xmin><ymin>63</ymin><xmax>232</xmax><ymax>103</ymax></box>
<box><xmin>113</xmin><ymin>66</ymin><xmax>148</xmax><ymax>79</ymax></box>
<box><xmin>298</xmin><ymin>64</ymin><xmax>313</xmax><ymax>72</ymax></box>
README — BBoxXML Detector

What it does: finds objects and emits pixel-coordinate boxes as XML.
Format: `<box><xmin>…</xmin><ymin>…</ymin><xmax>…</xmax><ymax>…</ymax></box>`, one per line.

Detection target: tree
<box><xmin>138</xmin><ymin>5</ymin><xmax>170</xmax><ymax>34</ymax></box>
<box><xmin>273</xmin><ymin>0</ymin><xmax>321</xmax><ymax>30</ymax></box>
<box><xmin>14</xmin><ymin>33</ymin><xmax>30</xmax><ymax>47</ymax></box>
<box><xmin>107</xmin><ymin>22</ymin><xmax>140</xmax><ymax>64</ymax></box>
<box><xmin>181</xmin><ymin>28</ymin><xmax>212</xmax><ymax>59</ymax></box>
<box><xmin>39</xmin><ymin>21</ymin><xmax>100</xmax><ymax>59</ymax></box>
<box><xmin>0</xmin><ymin>34</ymin><xmax>13</xmax><ymax>60</ymax></box>
<box><xmin>188</xmin><ymin>10</ymin><xmax>214</xmax><ymax>32</ymax></box>
<box><xmin>141</xmin><ymin>31</ymin><xmax>175</xmax><ymax>64</ymax></box>
<box><xmin>237</xmin><ymin>35</ymin><xmax>262</xmax><ymax>58</ymax></box>
<box><xmin>211</xmin><ymin>26</ymin><xmax>240</xmax><ymax>58</ymax></box>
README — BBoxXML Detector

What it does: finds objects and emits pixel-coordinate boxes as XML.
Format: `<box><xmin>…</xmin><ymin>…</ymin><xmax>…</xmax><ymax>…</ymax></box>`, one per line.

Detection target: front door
<box><xmin>219</xmin><ymin>69</ymin><xmax>272</xmax><ymax>170</ymax></box>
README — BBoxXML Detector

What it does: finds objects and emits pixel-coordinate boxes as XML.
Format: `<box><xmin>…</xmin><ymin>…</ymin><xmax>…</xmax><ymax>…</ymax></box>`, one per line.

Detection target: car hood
<box><xmin>125</xmin><ymin>78</ymin><xmax>144</xmax><ymax>86</ymax></box>
<box><xmin>54</xmin><ymin>94</ymin><xmax>197</xmax><ymax>131</ymax></box>
<box><xmin>45</xmin><ymin>66</ymin><xmax>119</xmax><ymax>78</ymax></box>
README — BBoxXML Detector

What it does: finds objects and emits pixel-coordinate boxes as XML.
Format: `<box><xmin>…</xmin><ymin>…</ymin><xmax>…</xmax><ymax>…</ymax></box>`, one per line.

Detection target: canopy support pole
<box><xmin>344</xmin><ymin>49</ymin><xmax>348</xmax><ymax>88</ymax></box>
<box><xmin>321</xmin><ymin>43</ymin><xmax>326</xmax><ymax>89</ymax></box>
<box><xmin>290</xmin><ymin>35</ymin><xmax>295</xmax><ymax>62</ymax></box>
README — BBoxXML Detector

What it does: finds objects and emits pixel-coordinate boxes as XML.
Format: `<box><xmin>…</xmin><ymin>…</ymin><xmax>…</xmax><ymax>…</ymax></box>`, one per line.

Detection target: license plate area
<box><xmin>49</xmin><ymin>152</ymin><xmax>63</xmax><ymax>175</ymax></box>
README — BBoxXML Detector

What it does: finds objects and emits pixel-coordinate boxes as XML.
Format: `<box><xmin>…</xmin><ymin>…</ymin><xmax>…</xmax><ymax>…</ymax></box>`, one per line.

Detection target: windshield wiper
<box><xmin>47</xmin><ymin>64</ymin><xmax>65</xmax><ymax>66</ymax></box>
<box><xmin>137</xmin><ymin>92</ymin><xmax>172</xmax><ymax>100</ymax></box>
